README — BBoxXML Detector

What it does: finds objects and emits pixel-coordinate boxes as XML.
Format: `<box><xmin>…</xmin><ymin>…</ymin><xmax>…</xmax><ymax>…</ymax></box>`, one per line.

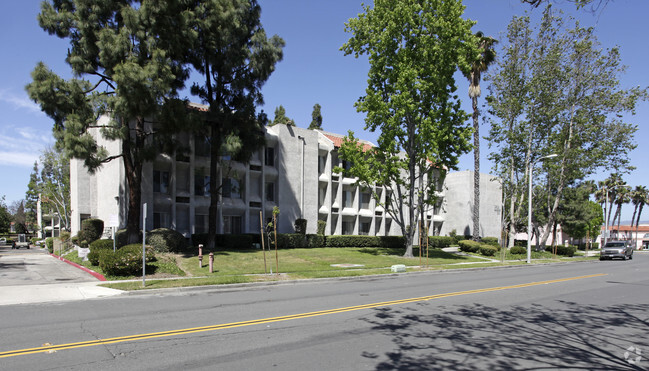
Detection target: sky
<box><xmin>0</xmin><ymin>0</ymin><xmax>647</xmax><ymax>222</ymax></box>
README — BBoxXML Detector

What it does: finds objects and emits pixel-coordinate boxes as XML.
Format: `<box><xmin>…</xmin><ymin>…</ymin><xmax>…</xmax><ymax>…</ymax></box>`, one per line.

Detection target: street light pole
<box><xmin>527</xmin><ymin>154</ymin><xmax>558</xmax><ymax>264</ymax></box>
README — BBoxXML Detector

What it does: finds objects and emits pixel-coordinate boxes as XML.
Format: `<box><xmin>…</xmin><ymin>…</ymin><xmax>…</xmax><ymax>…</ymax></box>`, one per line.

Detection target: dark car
<box><xmin>600</xmin><ymin>241</ymin><xmax>633</xmax><ymax>260</ymax></box>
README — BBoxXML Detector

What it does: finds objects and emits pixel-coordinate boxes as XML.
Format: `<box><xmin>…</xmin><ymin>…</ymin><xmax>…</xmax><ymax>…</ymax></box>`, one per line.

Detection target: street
<box><xmin>0</xmin><ymin>253</ymin><xmax>647</xmax><ymax>370</ymax></box>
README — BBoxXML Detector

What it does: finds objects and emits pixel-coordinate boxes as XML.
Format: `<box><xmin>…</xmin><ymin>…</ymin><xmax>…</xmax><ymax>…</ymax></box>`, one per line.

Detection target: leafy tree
<box><xmin>25</xmin><ymin>162</ymin><xmax>40</xmax><ymax>233</ymax></box>
<box><xmin>271</xmin><ymin>105</ymin><xmax>295</xmax><ymax>126</ymax></box>
<box><xmin>309</xmin><ymin>103</ymin><xmax>323</xmax><ymax>130</ymax></box>
<box><xmin>339</xmin><ymin>0</ymin><xmax>478</xmax><ymax>257</ymax></box>
<box><xmin>39</xmin><ymin>147</ymin><xmax>72</xmax><ymax>232</ymax></box>
<box><xmin>0</xmin><ymin>196</ymin><xmax>11</xmax><ymax>233</ymax></box>
<box><xmin>557</xmin><ymin>184</ymin><xmax>602</xmax><ymax>241</ymax></box>
<box><xmin>27</xmin><ymin>0</ymin><xmax>191</xmax><ymax>244</ymax></box>
<box><xmin>186</xmin><ymin>0</ymin><xmax>284</xmax><ymax>249</ymax></box>
<box><xmin>522</xmin><ymin>0</ymin><xmax>610</xmax><ymax>11</ymax></box>
<box><xmin>486</xmin><ymin>7</ymin><xmax>646</xmax><ymax>247</ymax></box>
<box><xmin>463</xmin><ymin>31</ymin><xmax>497</xmax><ymax>241</ymax></box>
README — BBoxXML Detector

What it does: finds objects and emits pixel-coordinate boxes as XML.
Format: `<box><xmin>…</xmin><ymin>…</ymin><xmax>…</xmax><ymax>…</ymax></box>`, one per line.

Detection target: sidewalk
<box><xmin>0</xmin><ymin>282</ymin><xmax>123</xmax><ymax>306</ymax></box>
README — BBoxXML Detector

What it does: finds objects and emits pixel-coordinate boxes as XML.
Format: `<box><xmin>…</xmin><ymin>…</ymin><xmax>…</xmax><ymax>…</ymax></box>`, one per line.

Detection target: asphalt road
<box><xmin>0</xmin><ymin>252</ymin><xmax>647</xmax><ymax>370</ymax></box>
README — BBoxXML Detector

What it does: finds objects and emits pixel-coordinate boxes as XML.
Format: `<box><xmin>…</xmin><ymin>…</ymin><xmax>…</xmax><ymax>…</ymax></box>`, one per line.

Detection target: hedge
<box><xmin>146</xmin><ymin>228</ymin><xmax>188</xmax><ymax>253</ymax></box>
<box><xmin>276</xmin><ymin>233</ymin><xmax>307</xmax><ymax>249</ymax></box>
<box><xmin>458</xmin><ymin>240</ymin><xmax>481</xmax><ymax>253</ymax></box>
<box><xmin>479</xmin><ymin>245</ymin><xmax>498</xmax><ymax>256</ymax></box>
<box><xmin>324</xmin><ymin>235</ymin><xmax>405</xmax><ymax>249</ymax></box>
<box><xmin>192</xmin><ymin>233</ymin><xmax>254</xmax><ymax>250</ymax></box>
<box><xmin>98</xmin><ymin>244</ymin><xmax>155</xmax><ymax>276</ymax></box>
<box><xmin>46</xmin><ymin>237</ymin><xmax>54</xmax><ymax>253</ymax></box>
<box><xmin>510</xmin><ymin>246</ymin><xmax>527</xmax><ymax>255</ymax></box>
<box><xmin>480</xmin><ymin>237</ymin><xmax>499</xmax><ymax>247</ymax></box>
<box><xmin>428</xmin><ymin>236</ymin><xmax>453</xmax><ymax>249</ymax></box>
<box><xmin>307</xmin><ymin>234</ymin><xmax>325</xmax><ymax>248</ymax></box>
<box><xmin>294</xmin><ymin>219</ymin><xmax>307</xmax><ymax>235</ymax></box>
<box><xmin>546</xmin><ymin>245</ymin><xmax>577</xmax><ymax>257</ymax></box>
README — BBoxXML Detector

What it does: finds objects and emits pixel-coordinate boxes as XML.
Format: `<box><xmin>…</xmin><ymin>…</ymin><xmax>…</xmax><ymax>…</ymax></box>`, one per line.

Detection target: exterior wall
<box><xmin>440</xmin><ymin>171</ymin><xmax>502</xmax><ymax>238</ymax></box>
<box><xmin>69</xmin><ymin>118</ymin><xmax>503</xmax><ymax>241</ymax></box>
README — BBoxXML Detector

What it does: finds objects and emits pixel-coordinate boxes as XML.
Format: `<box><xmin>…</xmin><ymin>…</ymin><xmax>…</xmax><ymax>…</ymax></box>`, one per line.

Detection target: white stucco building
<box><xmin>70</xmin><ymin>115</ymin><xmax>502</xmax><ymax>241</ymax></box>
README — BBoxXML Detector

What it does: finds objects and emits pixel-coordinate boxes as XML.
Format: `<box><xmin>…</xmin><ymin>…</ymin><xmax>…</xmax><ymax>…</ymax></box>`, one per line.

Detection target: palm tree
<box><xmin>465</xmin><ymin>31</ymin><xmax>497</xmax><ymax>241</ymax></box>
<box><xmin>612</xmin><ymin>185</ymin><xmax>630</xmax><ymax>238</ymax></box>
<box><xmin>632</xmin><ymin>186</ymin><xmax>648</xmax><ymax>248</ymax></box>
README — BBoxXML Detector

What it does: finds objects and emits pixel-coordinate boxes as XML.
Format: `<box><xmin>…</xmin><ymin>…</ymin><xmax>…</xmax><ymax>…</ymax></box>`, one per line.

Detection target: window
<box><xmin>265</xmin><ymin>182</ymin><xmax>275</xmax><ymax>202</ymax></box>
<box><xmin>265</xmin><ymin>147</ymin><xmax>275</xmax><ymax>167</ymax></box>
<box><xmin>343</xmin><ymin>189</ymin><xmax>354</xmax><ymax>208</ymax></box>
<box><xmin>319</xmin><ymin>186</ymin><xmax>326</xmax><ymax>206</ymax></box>
<box><xmin>195</xmin><ymin>174</ymin><xmax>210</xmax><ymax>196</ymax></box>
<box><xmin>223</xmin><ymin>215</ymin><xmax>242</xmax><ymax>234</ymax></box>
<box><xmin>360</xmin><ymin>221</ymin><xmax>371</xmax><ymax>236</ymax></box>
<box><xmin>361</xmin><ymin>192</ymin><xmax>371</xmax><ymax>209</ymax></box>
<box><xmin>318</xmin><ymin>155</ymin><xmax>326</xmax><ymax>174</ymax></box>
<box><xmin>223</xmin><ymin>178</ymin><xmax>241</xmax><ymax>199</ymax></box>
<box><xmin>153</xmin><ymin>212</ymin><xmax>169</xmax><ymax>229</ymax></box>
<box><xmin>153</xmin><ymin>170</ymin><xmax>169</xmax><ymax>194</ymax></box>
<box><xmin>195</xmin><ymin>214</ymin><xmax>208</xmax><ymax>234</ymax></box>
<box><xmin>342</xmin><ymin>160</ymin><xmax>353</xmax><ymax>171</ymax></box>
<box><xmin>195</xmin><ymin>135</ymin><xmax>210</xmax><ymax>157</ymax></box>
<box><xmin>342</xmin><ymin>221</ymin><xmax>354</xmax><ymax>235</ymax></box>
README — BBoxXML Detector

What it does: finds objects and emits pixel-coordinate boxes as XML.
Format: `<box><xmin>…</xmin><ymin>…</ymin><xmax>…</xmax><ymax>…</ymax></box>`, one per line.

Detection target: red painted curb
<box><xmin>50</xmin><ymin>254</ymin><xmax>106</xmax><ymax>281</ymax></box>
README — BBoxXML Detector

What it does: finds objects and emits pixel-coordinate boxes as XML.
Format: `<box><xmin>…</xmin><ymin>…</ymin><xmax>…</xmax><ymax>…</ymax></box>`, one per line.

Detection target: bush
<box><xmin>510</xmin><ymin>246</ymin><xmax>526</xmax><ymax>255</ymax></box>
<box><xmin>31</xmin><ymin>237</ymin><xmax>39</xmax><ymax>245</ymax></box>
<box><xmin>98</xmin><ymin>244</ymin><xmax>155</xmax><ymax>276</ymax></box>
<box><xmin>458</xmin><ymin>240</ymin><xmax>481</xmax><ymax>253</ymax></box>
<box><xmin>294</xmin><ymin>219</ymin><xmax>307</xmax><ymax>235</ymax></box>
<box><xmin>59</xmin><ymin>231</ymin><xmax>71</xmax><ymax>243</ymax></box>
<box><xmin>481</xmin><ymin>237</ymin><xmax>499</xmax><ymax>247</ymax></box>
<box><xmin>479</xmin><ymin>245</ymin><xmax>498</xmax><ymax>256</ymax></box>
<box><xmin>317</xmin><ymin>220</ymin><xmax>326</xmax><ymax>236</ymax></box>
<box><xmin>45</xmin><ymin>237</ymin><xmax>54</xmax><ymax>253</ymax></box>
<box><xmin>545</xmin><ymin>245</ymin><xmax>576</xmax><ymax>257</ymax></box>
<box><xmin>88</xmin><ymin>239</ymin><xmax>115</xmax><ymax>266</ymax></box>
<box><xmin>276</xmin><ymin>233</ymin><xmax>307</xmax><ymax>248</ymax></box>
<box><xmin>306</xmin><ymin>234</ymin><xmax>325</xmax><ymax>248</ymax></box>
<box><xmin>514</xmin><ymin>239</ymin><xmax>527</xmax><ymax>247</ymax></box>
<box><xmin>71</xmin><ymin>236</ymin><xmax>79</xmax><ymax>246</ymax></box>
<box><xmin>191</xmin><ymin>233</ymin><xmax>254</xmax><ymax>250</ymax></box>
<box><xmin>77</xmin><ymin>219</ymin><xmax>104</xmax><ymax>247</ymax></box>
<box><xmin>428</xmin><ymin>236</ymin><xmax>453</xmax><ymax>249</ymax></box>
<box><xmin>325</xmin><ymin>235</ymin><xmax>380</xmax><ymax>248</ymax></box>
<box><xmin>146</xmin><ymin>228</ymin><xmax>188</xmax><ymax>253</ymax></box>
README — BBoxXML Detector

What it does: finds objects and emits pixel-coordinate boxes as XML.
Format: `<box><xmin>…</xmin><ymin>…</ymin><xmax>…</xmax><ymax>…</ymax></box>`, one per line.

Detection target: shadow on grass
<box><xmin>360</xmin><ymin>301</ymin><xmax>647</xmax><ymax>370</ymax></box>
<box><xmin>358</xmin><ymin>247</ymin><xmax>475</xmax><ymax>261</ymax></box>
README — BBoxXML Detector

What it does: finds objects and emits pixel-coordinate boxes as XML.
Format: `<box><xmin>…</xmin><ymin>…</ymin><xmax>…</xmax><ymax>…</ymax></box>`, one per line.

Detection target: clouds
<box><xmin>0</xmin><ymin>89</ymin><xmax>53</xmax><ymax>168</ymax></box>
<box><xmin>0</xmin><ymin>89</ymin><xmax>43</xmax><ymax>115</ymax></box>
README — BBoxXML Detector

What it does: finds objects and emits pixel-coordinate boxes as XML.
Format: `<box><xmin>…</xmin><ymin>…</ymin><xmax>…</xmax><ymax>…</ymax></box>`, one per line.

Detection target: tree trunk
<box><xmin>122</xmin><ymin>118</ymin><xmax>143</xmax><ymax>245</ymax></box>
<box><xmin>207</xmin><ymin>118</ymin><xmax>221</xmax><ymax>251</ymax></box>
<box><xmin>472</xmin><ymin>96</ymin><xmax>480</xmax><ymax>241</ymax></box>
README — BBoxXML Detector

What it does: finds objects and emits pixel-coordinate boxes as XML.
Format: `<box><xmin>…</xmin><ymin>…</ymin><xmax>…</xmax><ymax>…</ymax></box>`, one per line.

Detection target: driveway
<box><xmin>0</xmin><ymin>245</ymin><xmax>121</xmax><ymax>305</ymax></box>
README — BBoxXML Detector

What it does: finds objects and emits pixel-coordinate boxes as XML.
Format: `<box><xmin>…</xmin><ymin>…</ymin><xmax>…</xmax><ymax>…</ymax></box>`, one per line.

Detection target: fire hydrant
<box><xmin>209</xmin><ymin>252</ymin><xmax>214</xmax><ymax>273</ymax></box>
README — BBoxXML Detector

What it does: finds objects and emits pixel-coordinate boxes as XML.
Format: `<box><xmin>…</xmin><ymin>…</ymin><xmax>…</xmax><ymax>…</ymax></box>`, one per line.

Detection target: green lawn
<box><xmin>57</xmin><ymin>246</ymin><xmax>596</xmax><ymax>291</ymax></box>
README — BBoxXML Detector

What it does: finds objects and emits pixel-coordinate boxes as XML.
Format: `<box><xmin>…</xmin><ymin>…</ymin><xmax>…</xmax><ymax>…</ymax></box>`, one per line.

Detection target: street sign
<box><xmin>108</xmin><ymin>214</ymin><xmax>119</xmax><ymax>228</ymax></box>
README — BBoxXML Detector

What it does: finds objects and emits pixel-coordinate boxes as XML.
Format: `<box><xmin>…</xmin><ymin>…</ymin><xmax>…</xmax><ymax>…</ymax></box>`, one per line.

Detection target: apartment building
<box><xmin>70</xmin><ymin>116</ymin><xmax>502</xmax><ymax>240</ymax></box>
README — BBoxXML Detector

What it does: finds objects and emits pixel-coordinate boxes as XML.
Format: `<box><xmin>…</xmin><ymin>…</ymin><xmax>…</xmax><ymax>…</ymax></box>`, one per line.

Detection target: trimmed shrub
<box><xmin>481</xmin><ymin>237</ymin><xmax>499</xmax><ymax>247</ymax></box>
<box><xmin>46</xmin><ymin>237</ymin><xmax>54</xmax><ymax>253</ymax></box>
<box><xmin>458</xmin><ymin>240</ymin><xmax>481</xmax><ymax>253</ymax></box>
<box><xmin>510</xmin><ymin>246</ymin><xmax>526</xmax><ymax>255</ymax></box>
<box><xmin>317</xmin><ymin>220</ymin><xmax>326</xmax><ymax>236</ymax></box>
<box><xmin>191</xmin><ymin>233</ymin><xmax>254</xmax><ymax>250</ymax></box>
<box><xmin>514</xmin><ymin>239</ymin><xmax>527</xmax><ymax>247</ymax></box>
<box><xmin>98</xmin><ymin>244</ymin><xmax>155</xmax><ymax>276</ymax></box>
<box><xmin>146</xmin><ymin>228</ymin><xmax>188</xmax><ymax>253</ymax></box>
<box><xmin>276</xmin><ymin>233</ymin><xmax>307</xmax><ymax>249</ymax></box>
<box><xmin>71</xmin><ymin>236</ymin><xmax>79</xmax><ymax>246</ymax></box>
<box><xmin>479</xmin><ymin>245</ymin><xmax>498</xmax><ymax>256</ymax></box>
<box><xmin>59</xmin><ymin>231</ymin><xmax>71</xmax><ymax>243</ymax></box>
<box><xmin>545</xmin><ymin>245</ymin><xmax>576</xmax><ymax>257</ymax></box>
<box><xmin>306</xmin><ymin>234</ymin><xmax>325</xmax><ymax>248</ymax></box>
<box><xmin>428</xmin><ymin>236</ymin><xmax>453</xmax><ymax>249</ymax></box>
<box><xmin>325</xmin><ymin>235</ymin><xmax>380</xmax><ymax>248</ymax></box>
<box><xmin>78</xmin><ymin>219</ymin><xmax>104</xmax><ymax>246</ymax></box>
<box><xmin>379</xmin><ymin>236</ymin><xmax>406</xmax><ymax>249</ymax></box>
<box><xmin>294</xmin><ymin>219</ymin><xmax>307</xmax><ymax>235</ymax></box>
<box><xmin>88</xmin><ymin>239</ymin><xmax>115</xmax><ymax>266</ymax></box>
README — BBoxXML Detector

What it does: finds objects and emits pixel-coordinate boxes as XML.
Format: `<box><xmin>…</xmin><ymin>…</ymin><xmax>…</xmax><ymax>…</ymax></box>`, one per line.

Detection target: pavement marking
<box><xmin>0</xmin><ymin>273</ymin><xmax>607</xmax><ymax>359</ymax></box>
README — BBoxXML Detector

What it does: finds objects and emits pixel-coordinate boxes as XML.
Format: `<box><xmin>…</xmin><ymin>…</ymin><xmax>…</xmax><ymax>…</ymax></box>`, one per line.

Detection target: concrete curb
<box><xmin>50</xmin><ymin>253</ymin><xmax>106</xmax><ymax>281</ymax></box>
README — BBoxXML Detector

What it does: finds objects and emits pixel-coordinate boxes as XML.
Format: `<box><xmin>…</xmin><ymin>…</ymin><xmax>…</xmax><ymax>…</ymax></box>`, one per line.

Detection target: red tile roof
<box><xmin>602</xmin><ymin>225</ymin><xmax>649</xmax><ymax>232</ymax></box>
<box><xmin>322</xmin><ymin>133</ymin><xmax>374</xmax><ymax>152</ymax></box>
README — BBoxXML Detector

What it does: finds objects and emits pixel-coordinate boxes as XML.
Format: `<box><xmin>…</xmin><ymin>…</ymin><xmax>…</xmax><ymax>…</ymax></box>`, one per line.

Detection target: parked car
<box><xmin>599</xmin><ymin>241</ymin><xmax>633</xmax><ymax>260</ymax></box>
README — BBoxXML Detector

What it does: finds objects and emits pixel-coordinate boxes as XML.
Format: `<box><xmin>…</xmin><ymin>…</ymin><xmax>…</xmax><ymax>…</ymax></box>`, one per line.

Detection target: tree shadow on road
<box><xmin>361</xmin><ymin>301</ymin><xmax>648</xmax><ymax>370</ymax></box>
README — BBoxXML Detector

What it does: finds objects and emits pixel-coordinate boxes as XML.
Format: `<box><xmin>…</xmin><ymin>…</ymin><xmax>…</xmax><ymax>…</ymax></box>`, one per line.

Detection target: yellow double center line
<box><xmin>0</xmin><ymin>273</ymin><xmax>606</xmax><ymax>359</ymax></box>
